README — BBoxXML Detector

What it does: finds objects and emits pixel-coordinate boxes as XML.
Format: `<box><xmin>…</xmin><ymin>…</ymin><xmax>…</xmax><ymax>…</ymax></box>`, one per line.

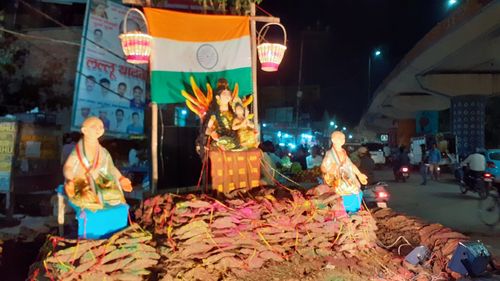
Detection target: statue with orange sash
<box><xmin>63</xmin><ymin>117</ymin><xmax>133</xmax><ymax>209</ymax></box>
<box><xmin>321</xmin><ymin>131</ymin><xmax>368</xmax><ymax>213</ymax></box>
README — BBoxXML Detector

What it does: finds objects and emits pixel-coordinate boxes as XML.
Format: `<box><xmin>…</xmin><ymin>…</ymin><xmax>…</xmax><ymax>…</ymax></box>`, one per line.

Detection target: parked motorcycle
<box><xmin>362</xmin><ymin>182</ymin><xmax>390</xmax><ymax>208</ymax></box>
<box><xmin>458</xmin><ymin>167</ymin><xmax>492</xmax><ymax>199</ymax></box>
<box><xmin>395</xmin><ymin>166</ymin><xmax>410</xmax><ymax>182</ymax></box>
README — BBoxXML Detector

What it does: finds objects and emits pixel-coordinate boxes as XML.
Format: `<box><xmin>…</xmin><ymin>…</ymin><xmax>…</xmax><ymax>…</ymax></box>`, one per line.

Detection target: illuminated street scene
<box><xmin>0</xmin><ymin>0</ymin><xmax>499</xmax><ymax>280</ymax></box>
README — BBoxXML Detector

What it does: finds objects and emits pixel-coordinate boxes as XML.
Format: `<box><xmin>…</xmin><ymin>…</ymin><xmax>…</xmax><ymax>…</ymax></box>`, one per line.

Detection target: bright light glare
<box><xmin>374</xmin><ymin>50</ymin><xmax>381</xmax><ymax>56</ymax></box>
<box><xmin>448</xmin><ymin>0</ymin><xmax>457</xmax><ymax>6</ymax></box>
<box><xmin>288</xmin><ymin>143</ymin><xmax>296</xmax><ymax>149</ymax></box>
<box><xmin>348</xmin><ymin>134</ymin><xmax>353</xmax><ymax>139</ymax></box>
<box><xmin>377</xmin><ymin>191</ymin><xmax>388</xmax><ymax>199</ymax></box>
<box><xmin>279</xmin><ymin>143</ymin><xmax>285</xmax><ymax>147</ymax></box>
<box><xmin>263</xmin><ymin>123</ymin><xmax>267</xmax><ymax>127</ymax></box>
<box><xmin>342</xmin><ymin>127</ymin><xmax>347</xmax><ymax>131</ymax></box>
<box><xmin>277</xmin><ymin>131</ymin><xmax>282</xmax><ymax>137</ymax></box>
<box><xmin>329</xmin><ymin>121</ymin><xmax>334</xmax><ymax>126</ymax></box>
<box><xmin>181</xmin><ymin>109</ymin><xmax>187</xmax><ymax>115</ymax></box>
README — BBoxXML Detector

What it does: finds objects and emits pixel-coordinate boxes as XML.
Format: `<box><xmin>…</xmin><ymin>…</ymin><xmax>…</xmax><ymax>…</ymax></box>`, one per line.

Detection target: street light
<box><xmin>448</xmin><ymin>0</ymin><xmax>458</xmax><ymax>7</ymax></box>
<box><xmin>368</xmin><ymin>48</ymin><xmax>382</xmax><ymax>99</ymax></box>
<box><xmin>329</xmin><ymin>121</ymin><xmax>335</xmax><ymax>127</ymax></box>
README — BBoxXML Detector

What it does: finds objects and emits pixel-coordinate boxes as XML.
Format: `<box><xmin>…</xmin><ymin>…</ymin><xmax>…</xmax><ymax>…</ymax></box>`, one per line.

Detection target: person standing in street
<box><xmin>306</xmin><ymin>145</ymin><xmax>323</xmax><ymax>169</ymax></box>
<box><xmin>419</xmin><ymin>144</ymin><xmax>428</xmax><ymax>185</ymax></box>
<box><xmin>428</xmin><ymin>143</ymin><xmax>441</xmax><ymax>180</ymax></box>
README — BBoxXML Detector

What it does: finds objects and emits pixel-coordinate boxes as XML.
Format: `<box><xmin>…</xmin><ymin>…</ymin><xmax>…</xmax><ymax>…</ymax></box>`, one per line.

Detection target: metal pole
<box><xmin>296</xmin><ymin>35</ymin><xmax>304</xmax><ymax>134</ymax></box>
<box><xmin>368</xmin><ymin>55</ymin><xmax>372</xmax><ymax>100</ymax></box>
<box><xmin>250</xmin><ymin>3</ymin><xmax>259</xmax><ymax>134</ymax></box>
<box><xmin>151</xmin><ymin>102</ymin><xmax>158</xmax><ymax>194</ymax></box>
<box><xmin>12</xmin><ymin>0</ymin><xmax>19</xmax><ymax>28</ymax></box>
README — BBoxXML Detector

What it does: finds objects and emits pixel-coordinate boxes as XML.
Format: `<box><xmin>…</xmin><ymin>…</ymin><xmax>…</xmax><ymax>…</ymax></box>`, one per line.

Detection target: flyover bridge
<box><xmin>358</xmin><ymin>0</ymin><xmax>500</xmax><ymax>155</ymax></box>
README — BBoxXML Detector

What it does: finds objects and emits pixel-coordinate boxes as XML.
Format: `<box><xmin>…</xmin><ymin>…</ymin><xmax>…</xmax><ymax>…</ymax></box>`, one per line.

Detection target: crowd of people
<box><xmin>259</xmin><ymin>140</ymin><xmax>377</xmax><ymax>186</ymax></box>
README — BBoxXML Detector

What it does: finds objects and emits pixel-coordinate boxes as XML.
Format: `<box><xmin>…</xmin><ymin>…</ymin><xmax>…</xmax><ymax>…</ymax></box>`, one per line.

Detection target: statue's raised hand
<box><xmin>119</xmin><ymin>176</ymin><xmax>133</xmax><ymax>192</ymax></box>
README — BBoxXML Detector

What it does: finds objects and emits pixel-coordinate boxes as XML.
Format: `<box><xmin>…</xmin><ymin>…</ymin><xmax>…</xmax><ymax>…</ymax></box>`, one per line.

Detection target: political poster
<box><xmin>0</xmin><ymin>120</ymin><xmax>17</xmax><ymax>193</ymax></box>
<box><xmin>71</xmin><ymin>0</ymin><xmax>148</xmax><ymax>138</ymax></box>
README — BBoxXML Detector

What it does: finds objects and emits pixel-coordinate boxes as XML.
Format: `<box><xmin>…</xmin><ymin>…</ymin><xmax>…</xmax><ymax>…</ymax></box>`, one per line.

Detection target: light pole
<box><xmin>296</xmin><ymin>33</ymin><xmax>304</xmax><ymax>139</ymax></box>
<box><xmin>368</xmin><ymin>49</ymin><xmax>382</xmax><ymax>99</ymax></box>
<box><xmin>295</xmin><ymin>34</ymin><xmax>304</xmax><ymax>130</ymax></box>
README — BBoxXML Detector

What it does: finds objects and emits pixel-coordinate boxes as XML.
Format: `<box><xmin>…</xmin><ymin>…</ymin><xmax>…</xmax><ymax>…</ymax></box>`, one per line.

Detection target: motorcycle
<box><xmin>458</xmin><ymin>167</ymin><xmax>492</xmax><ymax>199</ymax></box>
<box><xmin>395</xmin><ymin>166</ymin><xmax>410</xmax><ymax>182</ymax></box>
<box><xmin>362</xmin><ymin>182</ymin><xmax>390</xmax><ymax>208</ymax></box>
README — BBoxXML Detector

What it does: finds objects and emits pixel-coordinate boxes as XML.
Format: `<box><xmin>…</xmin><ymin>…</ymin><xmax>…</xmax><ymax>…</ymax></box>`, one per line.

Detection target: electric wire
<box><xmin>0</xmin><ymin>26</ymin><xmax>80</xmax><ymax>46</ymax></box>
<box><xmin>18</xmin><ymin>0</ymin><xmax>145</xmax><ymax>69</ymax></box>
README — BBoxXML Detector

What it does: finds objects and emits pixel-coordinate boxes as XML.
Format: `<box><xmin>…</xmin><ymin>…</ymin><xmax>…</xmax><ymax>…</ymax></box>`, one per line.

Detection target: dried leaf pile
<box><xmin>25</xmin><ymin>186</ymin><xmax>490</xmax><ymax>280</ymax></box>
<box><xmin>27</xmin><ymin>224</ymin><xmax>159</xmax><ymax>281</ymax></box>
<box><xmin>133</xmin><ymin>186</ymin><xmax>417</xmax><ymax>280</ymax></box>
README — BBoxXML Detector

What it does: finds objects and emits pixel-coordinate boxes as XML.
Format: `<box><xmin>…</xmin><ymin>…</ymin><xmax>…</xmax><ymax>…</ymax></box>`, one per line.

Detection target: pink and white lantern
<box><xmin>257</xmin><ymin>23</ymin><xmax>287</xmax><ymax>72</ymax></box>
<box><xmin>119</xmin><ymin>8</ymin><xmax>152</xmax><ymax>64</ymax></box>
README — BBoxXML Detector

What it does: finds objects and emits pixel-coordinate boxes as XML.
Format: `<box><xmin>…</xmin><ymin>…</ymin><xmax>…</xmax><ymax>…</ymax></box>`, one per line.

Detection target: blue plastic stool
<box><xmin>56</xmin><ymin>185</ymin><xmax>129</xmax><ymax>239</ymax></box>
<box><xmin>341</xmin><ymin>192</ymin><xmax>363</xmax><ymax>213</ymax></box>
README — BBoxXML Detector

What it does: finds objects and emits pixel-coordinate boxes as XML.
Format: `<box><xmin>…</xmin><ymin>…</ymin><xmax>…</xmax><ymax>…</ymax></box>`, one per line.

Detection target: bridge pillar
<box><xmin>450</xmin><ymin>95</ymin><xmax>486</xmax><ymax>157</ymax></box>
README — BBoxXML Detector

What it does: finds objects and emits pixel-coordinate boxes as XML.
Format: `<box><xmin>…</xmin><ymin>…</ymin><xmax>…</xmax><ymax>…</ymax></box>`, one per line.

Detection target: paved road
<box><xmin>373</xmin><ymin>167</ymin><xmax>500</xmax><ymax>257</ymax></box>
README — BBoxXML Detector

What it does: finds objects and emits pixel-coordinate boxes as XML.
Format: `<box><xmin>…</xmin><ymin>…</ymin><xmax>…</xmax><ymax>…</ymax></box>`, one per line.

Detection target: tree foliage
<box><xmin>0</xmin><ymin>10</ymin><xmax>72</xmax><ymax>115</ymax></box>
<box><xmin>193</xmin><ymin>0</ymin><xmax>263</xmax><ymax>15</ymax></box>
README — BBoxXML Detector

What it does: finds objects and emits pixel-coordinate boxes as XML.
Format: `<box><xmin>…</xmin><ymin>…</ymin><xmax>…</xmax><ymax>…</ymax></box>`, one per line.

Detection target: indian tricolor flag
<box><xmin>144</xmin><ymin>8</ymin><xmax>252</xmax><ymax>104</ymax></box>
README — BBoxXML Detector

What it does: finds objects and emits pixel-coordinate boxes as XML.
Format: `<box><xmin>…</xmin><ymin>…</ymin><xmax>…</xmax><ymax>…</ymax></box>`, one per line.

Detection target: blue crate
<box><xmin>341</xmin><ymin>192</ymin><xmax>363</xmax><ymax>213</ymax></box>
<box><xmin>56</xmin><ymin>185</ymin><xmax>129</xmax><ymax>239</ymax></box>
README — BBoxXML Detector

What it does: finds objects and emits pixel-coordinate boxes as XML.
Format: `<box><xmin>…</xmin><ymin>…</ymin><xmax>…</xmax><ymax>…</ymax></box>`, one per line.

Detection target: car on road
<box><xmin>484</xmin><ymin>149</ymin><xmax>500</xmax><ymax>185</ymax></box>
<box><xmin>363</xmin><ymin>142</ymin><xmax>386</xmax><ymax>165</ymax></box>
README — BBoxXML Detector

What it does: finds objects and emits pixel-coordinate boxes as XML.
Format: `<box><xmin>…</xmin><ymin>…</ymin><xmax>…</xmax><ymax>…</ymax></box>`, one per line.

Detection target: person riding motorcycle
<box><xmin>358</xmin><ymin>147</ymin><xmax>375</xmax><ymax>185</ymax></box>
<box><xmin>392</xmin><ymin>145</ymin><xmax>410</xmax><ymax>179</ymax></box>
<box><xmin>460</xmin><ymin>149</ymin><xmax>486</xmax><ymax>180</ymax></box>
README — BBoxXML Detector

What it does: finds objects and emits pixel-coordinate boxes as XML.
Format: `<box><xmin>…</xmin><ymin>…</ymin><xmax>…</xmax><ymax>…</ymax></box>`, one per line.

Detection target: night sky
<box><xmin>258</xmin><ymin>0</ymin><xmax>455</xmax><ymax>125</ymax></box>
<box><xmin>1</xmin><ymin>0</ymin><xmax>457</xmax><ymax>125</ymax></box>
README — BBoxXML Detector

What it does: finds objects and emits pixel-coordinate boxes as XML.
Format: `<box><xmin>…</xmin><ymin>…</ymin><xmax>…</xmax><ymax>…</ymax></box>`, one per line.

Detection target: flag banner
<box><xmin>71</xmin><ymin>0</ymin><xmax>147</xmax><ymax>138</ymax></box>
<box><xmin>144</xmin><ymin>8</ymin><xmax>252</xmax><ymax>104</ymax></box>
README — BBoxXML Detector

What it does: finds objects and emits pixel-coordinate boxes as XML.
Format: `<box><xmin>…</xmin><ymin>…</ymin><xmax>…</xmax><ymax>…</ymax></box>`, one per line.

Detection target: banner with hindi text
<box><xmin>71</xmin><ymin>0</ymin><xmax>147</xmax><ymax>137</ymax></box>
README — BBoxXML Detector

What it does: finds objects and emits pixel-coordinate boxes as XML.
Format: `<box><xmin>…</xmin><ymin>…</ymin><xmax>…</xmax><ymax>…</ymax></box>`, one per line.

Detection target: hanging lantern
<box><xmin>257</xmin><ymin>23</ymin><xmax>287</xmax><ymax>72</ymax></box>
<box><xmin>119</xmin><ymin>8</ymin><xmax>152</xmax><ymax>64</ymax></box>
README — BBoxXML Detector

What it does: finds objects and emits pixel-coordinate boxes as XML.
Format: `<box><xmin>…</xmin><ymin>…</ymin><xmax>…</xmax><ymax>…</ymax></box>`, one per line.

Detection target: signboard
<box><xmin>416</xmin><ymin>111</ymin><xmax>439</xmax><ymax>135</ymax></box>
<box><xmin>71</xmin><ymin>0</ymin><xmax>147</xmax><ymax>138</ymax></box>
<box><xmin>0</xmin><ymin>121</ymin><xmax>17</xmax><ymax>193</ymax></box>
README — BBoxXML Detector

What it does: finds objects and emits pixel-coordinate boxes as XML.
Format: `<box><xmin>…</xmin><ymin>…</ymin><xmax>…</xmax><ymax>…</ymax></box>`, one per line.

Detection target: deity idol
<box><xmin>182</xmin><ymin>77</ymin><xmax>258</xmax><ymax>155</ymax></box>
<box><xmin>63</xmin><ymin>117</ymin><xmax>133</xmax><ymax>209</ymax></box>
<box><xmin>231</xmin><ymin>100</ymin><xmax>258</xmax><ymax>149</ymax></box>
<box><xmin>205</xmin><ymin>85</ymin><xmax>240</xmax><ymax>151</ymax></box>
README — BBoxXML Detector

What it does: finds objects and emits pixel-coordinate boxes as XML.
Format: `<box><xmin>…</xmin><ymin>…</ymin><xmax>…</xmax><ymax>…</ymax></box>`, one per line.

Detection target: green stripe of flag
<box><xmin>150</xmin><ymin>67</ymin><xmax>253</xmax><ymax>104</ymax></box>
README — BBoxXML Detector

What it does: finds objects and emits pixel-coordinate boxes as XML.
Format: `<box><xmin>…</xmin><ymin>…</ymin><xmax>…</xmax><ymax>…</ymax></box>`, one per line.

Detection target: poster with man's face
<box><xmin>71</xmin><ymin>0</ymin><xmax>147</xmax><ymax>138</ymax></box>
